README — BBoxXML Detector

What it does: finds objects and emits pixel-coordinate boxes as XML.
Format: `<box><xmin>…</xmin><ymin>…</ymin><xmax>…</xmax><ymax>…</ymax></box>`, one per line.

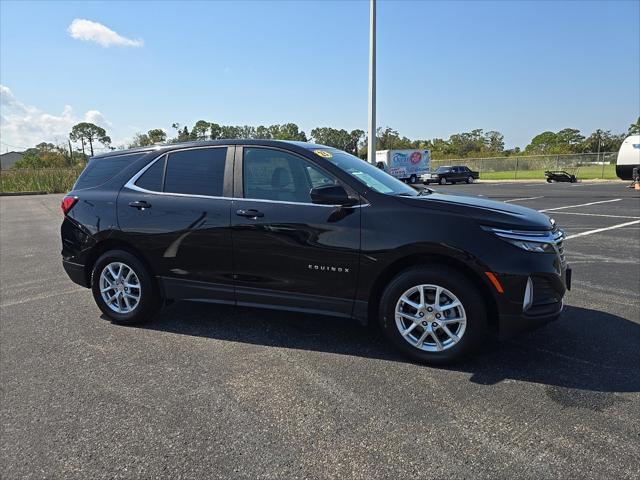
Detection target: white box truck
<box><xmin>375</xmin><ymin>149</ymin><xmax>430</xmax><ymax>184</ymax></box>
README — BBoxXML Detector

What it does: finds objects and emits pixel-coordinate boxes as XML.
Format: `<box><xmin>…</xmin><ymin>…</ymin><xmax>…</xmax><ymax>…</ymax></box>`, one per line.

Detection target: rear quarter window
<box><xmin>74</xmin><ymin>153</ymin><xmax>147</xmax><ymax>190</ymax></box>
<box><xmin>135</xmin><ymin>155</ymin><xmax>166</xmax><ymax>192</ymax></box>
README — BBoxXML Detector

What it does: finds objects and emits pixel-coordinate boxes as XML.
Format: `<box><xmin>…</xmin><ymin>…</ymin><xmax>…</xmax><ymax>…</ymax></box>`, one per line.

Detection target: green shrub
<box><xmin>0</xmin><ymin>168</ymin><xmax>83</xmax><ymax>193</ymax></box>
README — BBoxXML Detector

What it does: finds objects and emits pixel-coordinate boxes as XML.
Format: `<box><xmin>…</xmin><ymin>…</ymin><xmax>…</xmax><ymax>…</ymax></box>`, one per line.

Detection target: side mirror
<box><xmin>310</xmin><ymin>185</ymin><xmax>358</xmax><ymax>206</ymax></box>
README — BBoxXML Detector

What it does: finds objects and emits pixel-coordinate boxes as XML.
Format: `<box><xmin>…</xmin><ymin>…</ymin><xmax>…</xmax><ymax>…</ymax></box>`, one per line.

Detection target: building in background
<box><xmin>0</xmin><ymin>151</ymin><xmax>24</xmax><ymax>170</ymax></box>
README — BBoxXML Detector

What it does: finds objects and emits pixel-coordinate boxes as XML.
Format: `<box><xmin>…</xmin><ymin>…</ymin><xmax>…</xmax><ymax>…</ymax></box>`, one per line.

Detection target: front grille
<box><xmin>551</xmin><ymin>225</ymin><xmax>566</xmax><ymax>265</ymax></box>
<box><xmin>556</xmin><ymin>240</ymin><xmax>566</xmax><ymax>265</ymax></box>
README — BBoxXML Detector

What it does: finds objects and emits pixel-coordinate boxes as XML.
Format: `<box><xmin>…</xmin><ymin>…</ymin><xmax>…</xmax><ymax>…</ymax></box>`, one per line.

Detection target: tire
<box><xmin>409</xmin><ymin>175</ymin><xmax>417</xmax><ymax>184</ymax></box>
<box><xmin>379</xmin><ymin>266</ymin><xmax>487</xmax><ymax>364</ymax></box>
<box><xmin>91</xmin><ymin>249</ymin><xmax>160</xmax><ymax>325</ymax></box>
<box><xmin>546</xmin><ymin>178</ymin><xmax>553</xmax><ymax>183</ymax></box>
<box><xmin>439</xmin><ymin>177</ymin><xmax>447</xmax><ymax>185</ymax></box>
<box><xmin>424</xmin><ymin>180</ymin><xmax>430</xmax><ymax>185</ymax></box>
<box><xmin>466</xmin><ymin>176</ymin><xmax>474</xmax><ymax>184</ymax></box>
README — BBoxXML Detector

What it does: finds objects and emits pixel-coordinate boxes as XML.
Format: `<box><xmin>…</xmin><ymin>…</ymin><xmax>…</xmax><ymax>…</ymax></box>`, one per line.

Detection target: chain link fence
<box><xmin>431</xmin><ymin>152</ymin><xmax>618</xmax><ymax>180</ymax></box>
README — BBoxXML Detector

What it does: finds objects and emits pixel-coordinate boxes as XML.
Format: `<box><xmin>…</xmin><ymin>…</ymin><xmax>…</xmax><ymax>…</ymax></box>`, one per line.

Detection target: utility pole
<box><xmin>367</xmin><ymin>0</ymin><xmax>376</xmax><ymax>164</ymax></box>
<box><xmin>597</xmin><ymin>130</ymin><xmax>604</xmax><ymax>179</ymax></box>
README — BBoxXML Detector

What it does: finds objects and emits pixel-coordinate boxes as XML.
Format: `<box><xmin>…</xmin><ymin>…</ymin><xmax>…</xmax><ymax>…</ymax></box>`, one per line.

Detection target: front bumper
<box><xmin>496</xmin><ymin>265</ymin><xmax>571</xmax><ymax>338</ymax></box>
<box><xmin>498</xmin><ymin>308</ymin><xmax>562</xmax><ymax>338</ymax></box>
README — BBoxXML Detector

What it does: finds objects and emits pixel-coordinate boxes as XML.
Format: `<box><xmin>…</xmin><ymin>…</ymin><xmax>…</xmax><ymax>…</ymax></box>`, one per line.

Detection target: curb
<box><xmin>0</xmin><ymin>191</ymin><xmax>49</xmax><ymax>196</ymax></box>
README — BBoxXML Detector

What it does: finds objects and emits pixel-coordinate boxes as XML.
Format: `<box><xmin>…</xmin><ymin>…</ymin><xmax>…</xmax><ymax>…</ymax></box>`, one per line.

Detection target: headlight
<box><xmin>482</xmin><ymin>226</ymin><xmax>563</xmax><ymax>253</ymax></box>
<box><xmin>502</xmin><ymin>238</ymin><xmax>555</xmax><ymax>253</ymax></box>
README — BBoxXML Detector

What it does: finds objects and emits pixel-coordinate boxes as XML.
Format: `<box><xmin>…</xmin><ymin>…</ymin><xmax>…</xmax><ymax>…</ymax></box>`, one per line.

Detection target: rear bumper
<box><xmin>63</xmin><ymin>260</ymin><xmax>90</xmax><ymax>288</ymax></box>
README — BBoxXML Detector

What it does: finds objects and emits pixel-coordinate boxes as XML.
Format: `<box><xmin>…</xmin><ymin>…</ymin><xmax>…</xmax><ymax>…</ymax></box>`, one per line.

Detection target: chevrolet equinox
<box><xmin>61</xmin><ymin>140</ymin><xmax>571</xmax><ymax>364</ymax></box>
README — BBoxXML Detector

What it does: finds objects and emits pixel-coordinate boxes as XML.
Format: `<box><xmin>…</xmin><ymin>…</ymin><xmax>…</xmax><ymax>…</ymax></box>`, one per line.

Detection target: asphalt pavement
<box><xmin>1</xmin><ymin>181</ymin><xmax>639</xmax><ymax>479</ymax></box>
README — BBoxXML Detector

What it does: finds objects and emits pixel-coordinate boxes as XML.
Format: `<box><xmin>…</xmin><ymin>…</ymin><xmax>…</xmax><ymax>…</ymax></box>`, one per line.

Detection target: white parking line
<box><xmin>539</xmin><ymin>198</ymin><xmax>621</xmax><ymax>212</ymax></box>
<box><xmin>551</xmin><ymin>211</ymin><xmax>640</xmax><ymax>219</ymax></box>
<box><xmin>504</xmin><ymin>196</ymin><xmax>544</xmax><ymax>203</ymax></box>
<box><xmin>0</xmin><ymin>287</ymin><xmax>85</xmax><ymax>308</ymax></box>
<box><xmin>565</xmin><ymin>220</ymin><xmax>640</xmax><ymax>240</ymax></box>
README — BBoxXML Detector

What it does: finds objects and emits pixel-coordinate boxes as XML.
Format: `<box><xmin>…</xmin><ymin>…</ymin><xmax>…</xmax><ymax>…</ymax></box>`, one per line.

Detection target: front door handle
<box><xmin>129</xmin><ymin>200</ymin><xmax>151</xmax><ymax>210</ymax></box>
<box><xmin>236</xmin><ymin>209</ymin><xmax>264</xmax><ymax>218</ymax></box>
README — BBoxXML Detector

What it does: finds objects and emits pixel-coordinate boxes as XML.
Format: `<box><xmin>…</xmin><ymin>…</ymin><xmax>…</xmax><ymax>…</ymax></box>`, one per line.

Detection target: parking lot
<box><xmin>1</xmin><ymin>181</ymin><xmax>639</xmax><ymax>479</ymax></box>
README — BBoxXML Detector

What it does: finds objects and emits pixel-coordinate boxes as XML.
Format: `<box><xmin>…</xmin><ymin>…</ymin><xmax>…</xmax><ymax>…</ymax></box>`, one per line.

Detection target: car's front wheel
<box><xmin>91</xmin><ymin>249</ymin><xmax>160</xmax><ymax>325</ymax></box>
<box><xmin>379</xmin><ymin>266</ymin><xmax>487</xmax><ymax>364</ymax></box>
<box><xmin>466</xmin><ymin>176</ymin><xmax>474</xmax><ymax>184</ymax></box>
<box><xmin>409</xmin><ymin>174</ymin><xmax>418</xmax><ymax>184</ymax></box>
<box><xmin>439</xmin><ymin>177</ymin><xmax>447</xmax><ymax>185</ymax></box>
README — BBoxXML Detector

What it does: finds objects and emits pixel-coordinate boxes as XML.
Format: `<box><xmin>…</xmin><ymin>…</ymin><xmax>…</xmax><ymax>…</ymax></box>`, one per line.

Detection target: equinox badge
<box><xmin>308</xmin><ymin>264</ymin><xmax>350</xmax><ymax>273</ymax></box>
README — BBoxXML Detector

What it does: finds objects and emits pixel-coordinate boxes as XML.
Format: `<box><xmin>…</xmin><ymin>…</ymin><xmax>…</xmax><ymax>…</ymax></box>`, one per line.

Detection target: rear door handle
<box><xmin>236</xmin><ymin>209</ymin><xmax>264</xmax><ymax>218</ymax></box>
<box><xmin>129</xmin><ymin>200</ymin><xmax>151</xmax><ymax>210</ymax></box>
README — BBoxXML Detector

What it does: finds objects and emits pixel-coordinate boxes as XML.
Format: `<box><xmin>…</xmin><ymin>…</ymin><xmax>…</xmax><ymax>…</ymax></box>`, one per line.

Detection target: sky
<box><xmin>1</xmin><ymin>0</ymin><xmax>639</xmax><ymax>153</ymax></box>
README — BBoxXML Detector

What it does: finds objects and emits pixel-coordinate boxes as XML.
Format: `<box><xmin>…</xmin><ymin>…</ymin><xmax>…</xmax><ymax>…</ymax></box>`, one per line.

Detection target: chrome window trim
<box><xmin>124</xmin><ymin>150</ymin><xmax>367</xmax><ymax>208</ymax></box>
<box><xmin>92</xmin><ymin>149</ymin><xmax>158</xmax><ymax>160</ymax></box>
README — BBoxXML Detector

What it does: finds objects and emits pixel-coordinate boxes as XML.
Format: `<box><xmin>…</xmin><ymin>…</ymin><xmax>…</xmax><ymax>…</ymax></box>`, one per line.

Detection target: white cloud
<box><xmin>0</xmin><ymin>85</ymin><xmax>113</xmax><ymax>150</ymax></box>
<box><xmin>67</xmin><ymin>19</ymin><xmax>143</xmax><ymax>48</ymax></box>
<box><xmin>85</xmin><ymin>110</ymin><xmax>112</xmax><ymax>128</ymax></box>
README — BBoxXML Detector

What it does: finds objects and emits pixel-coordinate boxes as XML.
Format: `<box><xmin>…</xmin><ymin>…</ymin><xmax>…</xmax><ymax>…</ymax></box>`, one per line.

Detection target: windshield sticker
<box><xmin>313</xmin><ymin>150</ymin><xmax>333</xmax><ymax>158</ymax></box>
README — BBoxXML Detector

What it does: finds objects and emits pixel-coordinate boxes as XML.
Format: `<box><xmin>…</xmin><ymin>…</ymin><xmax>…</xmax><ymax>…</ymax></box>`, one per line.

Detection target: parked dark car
<box><xmin>545</xmin><ymin>170</ymin><xmax>577</xmax><ymax>183</ymax></box>
<box><xmin>424</xmin><ymin>165</ymin><xmax>479</xmax><ymax>185</ymax></box>
<box><xmin>61</xmin><ymin>140</ymin><xmax>570</xmax><ymax>364</ymax></box>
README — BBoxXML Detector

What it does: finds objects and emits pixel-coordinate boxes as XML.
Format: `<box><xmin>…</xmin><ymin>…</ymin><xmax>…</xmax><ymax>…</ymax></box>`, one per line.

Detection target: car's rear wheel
<box><xmin>91</xmin><ymin>249</ymin><xmax>160</xmax><ymax>325</ymax></box>
<box><xmin>379</xmin><ymin>266</ymin><xmax>487</xmax><ymax>364</ymax></box>
<box><xmin>409</xmin><ymin>174</ymin><xmax>418</xmax><ymax>184</ymax></box>
<box><xmin>439</xmin><ymin>177</ymin><xmax>447</xmax><ymax>185</ymax></box>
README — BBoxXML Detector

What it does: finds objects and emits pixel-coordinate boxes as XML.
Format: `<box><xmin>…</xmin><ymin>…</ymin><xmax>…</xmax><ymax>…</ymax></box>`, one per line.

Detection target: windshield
<box><xmin>320</xmin><ymin>149</ymin><xmax>417</xmax><ymax>196</ymax></box>
<box><xmin>435</xmin><ymin>166</ymin><xmax>451</xmax><ymax>173</ymax></box>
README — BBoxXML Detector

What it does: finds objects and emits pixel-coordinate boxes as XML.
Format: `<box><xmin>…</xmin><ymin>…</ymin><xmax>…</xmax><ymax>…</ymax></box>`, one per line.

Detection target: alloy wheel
<box><xmin>394</xmin><ymin>284</ymin><xmax>467</xmax><ymax>352</ymax></box>
<box><xmin>99</xmin><ymin>262</ymin><xmax>142</xmax><ymax>314</ymax></box>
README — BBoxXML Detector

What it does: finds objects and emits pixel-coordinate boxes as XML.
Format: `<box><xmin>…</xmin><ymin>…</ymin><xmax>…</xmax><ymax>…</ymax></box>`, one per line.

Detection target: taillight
<box><xmin>61</xmin><ymin>196</ymin><xmax>78</xmax><ymax>215</ymax></box>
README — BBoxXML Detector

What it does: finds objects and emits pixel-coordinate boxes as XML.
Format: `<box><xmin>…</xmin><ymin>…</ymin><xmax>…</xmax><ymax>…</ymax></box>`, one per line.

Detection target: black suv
<box><xmin>61</xmin><ymin>140</ymin><xmax>570</xmax><ymax>364</ymax></box>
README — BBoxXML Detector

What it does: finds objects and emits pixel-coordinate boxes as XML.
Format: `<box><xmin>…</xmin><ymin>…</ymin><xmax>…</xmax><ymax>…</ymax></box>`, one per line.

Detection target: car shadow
<box><xmin>137</xmin><ymin>303</ymin><xmax>640</xmax><ymax>395</ymax></box>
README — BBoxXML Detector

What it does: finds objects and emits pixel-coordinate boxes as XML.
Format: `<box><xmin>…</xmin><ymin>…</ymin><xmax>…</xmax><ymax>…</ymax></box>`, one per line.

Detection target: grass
<box><xmin>480</xmin><ymin>165</ymin><xmax>618</xmax><ymax>180</ymax></box>
<box><xmin>0</xmin><ymin>168</ymin><xmax>83</xmax><ymax>194</ymax></box>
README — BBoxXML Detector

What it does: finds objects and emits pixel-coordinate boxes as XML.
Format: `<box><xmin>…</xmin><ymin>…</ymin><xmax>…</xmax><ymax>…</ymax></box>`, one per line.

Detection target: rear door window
<box><xmin>164</xmin><ymin>147</ymin><xmax>227</xmax><ymax>197</ymax></box>
<box><xmin>74</xmin><ymin>153</ymin><xmax>146</xmax><ymax>189</ymax></box>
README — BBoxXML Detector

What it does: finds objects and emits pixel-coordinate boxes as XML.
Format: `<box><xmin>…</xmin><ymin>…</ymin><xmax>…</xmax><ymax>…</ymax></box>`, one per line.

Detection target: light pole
<box><xmin>367</xmin><ymin>0</ymin><xmax>376</xmax><ymax>164</ymax></box>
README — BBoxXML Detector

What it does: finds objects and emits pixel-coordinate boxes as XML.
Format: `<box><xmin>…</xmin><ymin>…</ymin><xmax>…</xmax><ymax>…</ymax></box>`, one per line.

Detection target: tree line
<box><xmin>11</xmin><ymin>117</ymin><xmax>640</xmax><ymax>169</ymax></box>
